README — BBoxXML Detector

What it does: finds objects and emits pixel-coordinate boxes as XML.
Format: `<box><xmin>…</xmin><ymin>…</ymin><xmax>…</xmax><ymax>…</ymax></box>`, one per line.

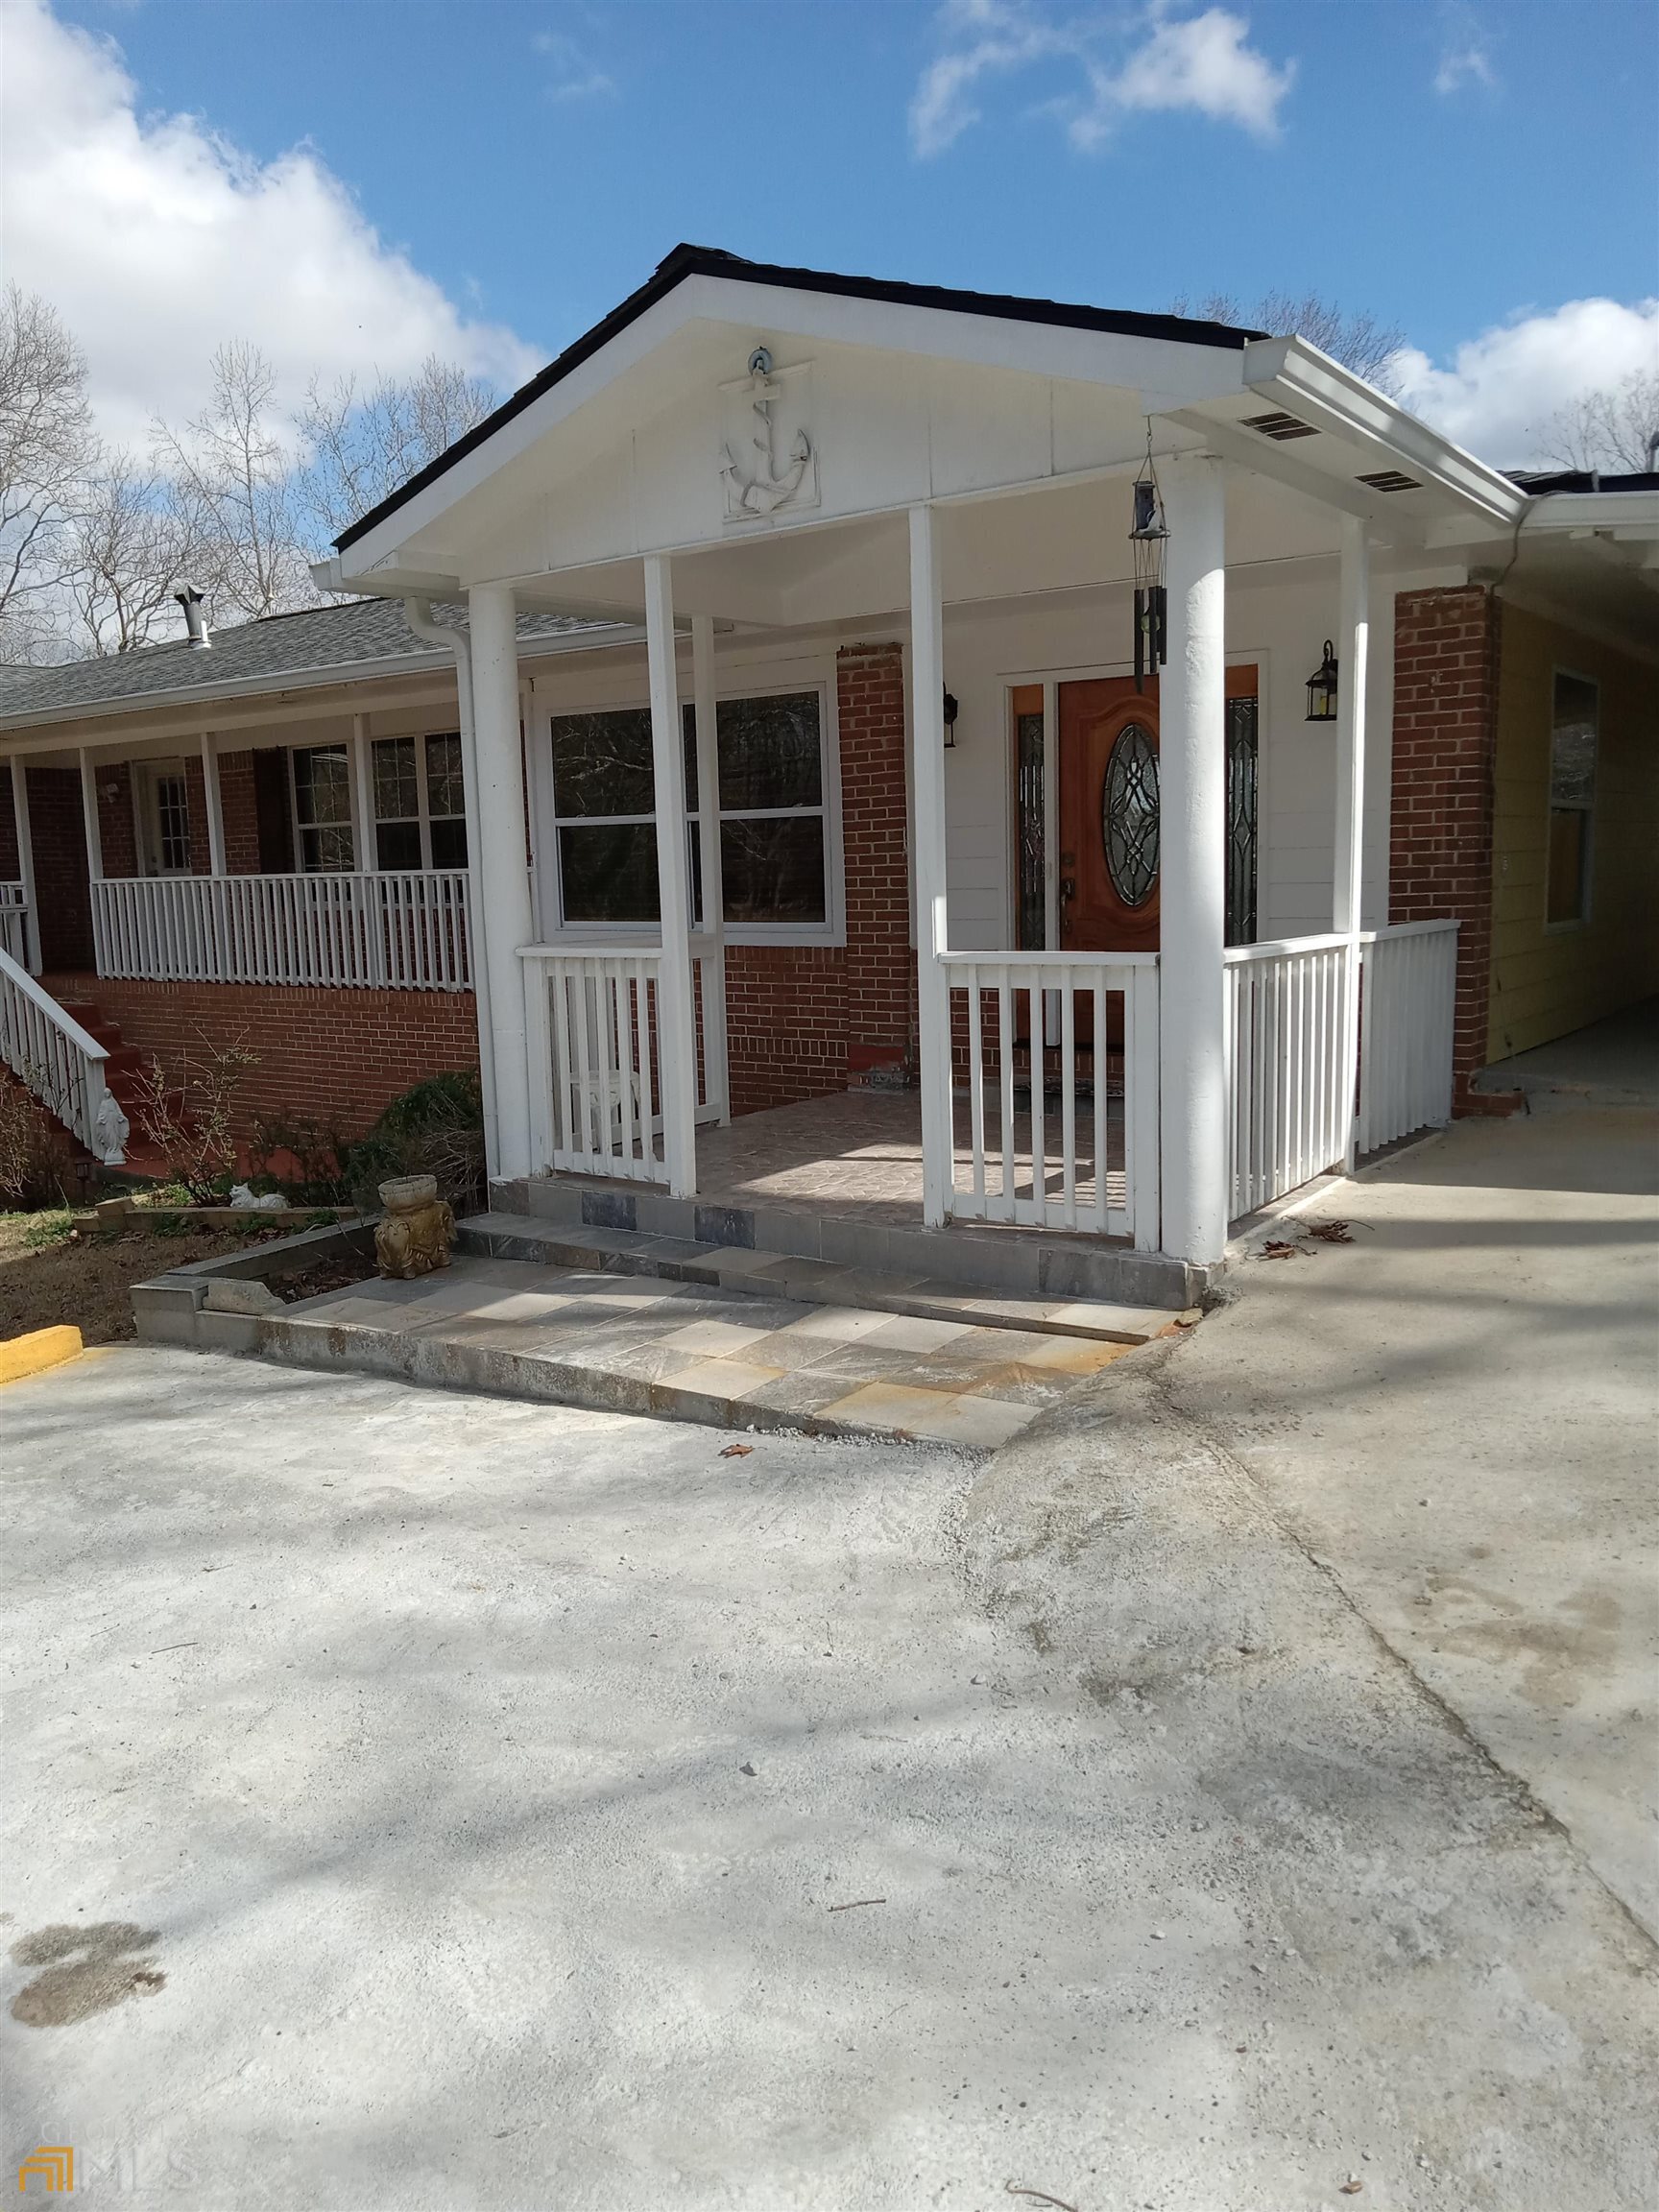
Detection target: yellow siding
<box><xmin>1487</xmin><ymin>607</ymin><xmax>1659</xmax><ymax>1063</ymax></box>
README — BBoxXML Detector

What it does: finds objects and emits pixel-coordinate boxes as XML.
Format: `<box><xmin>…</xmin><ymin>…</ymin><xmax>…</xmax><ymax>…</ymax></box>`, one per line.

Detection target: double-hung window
<box><xmin>372</xmin><ymin>733</ymin><xmax>469</xmax><ymax>871</ymax></box>
<box><xmin>291</xmin><ymin>745</ymin><xmax>355</xmax><ymax>873</ymax></box>
<box><xmin>1546</xmin><ymin>672</ymin><xmax>1597</xmax><ymax>928</ymax></box>
<box><xmin>546</xmin><ymin>687</ymin><xmax>831</xmax><ymax>935</ymax></box>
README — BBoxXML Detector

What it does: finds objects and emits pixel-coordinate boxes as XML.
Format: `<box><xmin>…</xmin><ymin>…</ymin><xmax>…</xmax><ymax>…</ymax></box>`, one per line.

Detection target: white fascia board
<box><xmin>1163</xmin><ymin>407</ymin><xmax>1419</xmax><ymax>536</ymax></box>
<box><xmin>1243</xmin><ymin>337</ymin><xmax>1524</xmax><ymax>524</ymax></box>
<box><xmin>0</xmin><ymin>625</ymin><xmax>641</xmax><ymax>741</ymax></box>
<box><xmin>337</xmin><ymin>274</ymin><xmax>1251</xmax><ymax>585</ymax></box>
<box><xmin>1512</xmin><ymin>490</ymin><xmax>1659</xmax><ymax>539</ymax></box>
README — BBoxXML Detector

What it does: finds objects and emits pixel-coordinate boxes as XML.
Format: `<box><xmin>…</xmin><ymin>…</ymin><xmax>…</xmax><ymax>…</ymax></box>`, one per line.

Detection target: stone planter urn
<box><xmin>374</xmin><ymin>1173</ymin><xmax>455</xmax><ymax>1280</ymax></box>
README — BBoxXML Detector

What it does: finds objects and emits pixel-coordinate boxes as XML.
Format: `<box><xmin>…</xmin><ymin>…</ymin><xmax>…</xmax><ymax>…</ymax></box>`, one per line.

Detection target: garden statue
<box><xmin>374</xmin><ymin>1173</ymin><xmax>455</xmax><ymax>1279</ymax></box>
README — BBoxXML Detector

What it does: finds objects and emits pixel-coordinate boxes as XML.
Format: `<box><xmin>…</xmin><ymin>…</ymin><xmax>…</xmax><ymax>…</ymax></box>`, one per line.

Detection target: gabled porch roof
<box><xmin>322</xmin><ymin>243</ymin><xmax>1525</xmax><ymax>622</ymax></box>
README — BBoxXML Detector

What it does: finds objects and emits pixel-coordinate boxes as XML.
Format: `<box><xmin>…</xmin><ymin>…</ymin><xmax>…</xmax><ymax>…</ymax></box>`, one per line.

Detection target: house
<box><xmin>2</xmin><ymin>246</ymin><xmax>1654</xmax><ymax>1298</ymax></box>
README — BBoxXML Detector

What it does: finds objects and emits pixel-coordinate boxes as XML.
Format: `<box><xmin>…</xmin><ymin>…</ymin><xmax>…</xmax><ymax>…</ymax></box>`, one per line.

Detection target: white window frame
<box><xmin>289</xmin><ymin>742</ymin><xmax>357</xmax><ymax>875</ymax></box>
<box><xmin>1544</xmin><ymin>664</ymin><xmax>1598</xmax><ymax>934</ymax></box>
<box><xmin>132</xmin><ymin>757</ymin><xmax>194</xmax><ymax>878</ymax></box>
<box><xmin>369</xmin><ymin>730</ymin><xmax>469</xmax><ymax>874</ymax></box>
<box><xmin>534</xmin><ymin>675</ymin><xmax>845</xmax><ymax>949</ymax></box>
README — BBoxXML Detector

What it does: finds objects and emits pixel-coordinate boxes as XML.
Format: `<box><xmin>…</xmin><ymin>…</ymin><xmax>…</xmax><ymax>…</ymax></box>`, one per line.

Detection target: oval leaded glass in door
<box><xmin>1102</xmin><ymin>722</ymin><xmax>1159</xmax><ymax>909</ymax></box>
<box><xmin>1225</xmin><ymin>695</ymin><xmax>1258</xmax><ymax>946</ymax></box>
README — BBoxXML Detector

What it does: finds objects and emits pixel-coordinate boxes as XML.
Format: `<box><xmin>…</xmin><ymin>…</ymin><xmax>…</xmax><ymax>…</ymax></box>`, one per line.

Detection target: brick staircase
<box><xmin>50</xmin><ymin>996</ymin><xmax>171</xmax><ymax>1177</ymax></box>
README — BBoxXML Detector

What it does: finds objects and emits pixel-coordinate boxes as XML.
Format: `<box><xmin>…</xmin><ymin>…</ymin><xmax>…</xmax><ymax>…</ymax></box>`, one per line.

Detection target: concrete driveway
<box><xmin>4</xmin><ymin>1333</ymin><xmax>1654</xmax><ymax>2210</ymax></box>
<box><xmin>1178</xmin><ymin>1094</ymin><xmax>1658</xmax><ymax>1937</ymax></box>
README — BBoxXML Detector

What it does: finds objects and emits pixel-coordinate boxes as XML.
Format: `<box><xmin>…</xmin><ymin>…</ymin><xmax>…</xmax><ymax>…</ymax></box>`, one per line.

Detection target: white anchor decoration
<box><xmin>722</xmin><ymin>347</ymin><xmax>812</xmax><ymax>517</ymax></box>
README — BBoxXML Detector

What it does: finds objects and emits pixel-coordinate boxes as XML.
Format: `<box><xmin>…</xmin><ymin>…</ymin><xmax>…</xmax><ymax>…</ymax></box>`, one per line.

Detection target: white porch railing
<box><xmin>520</xmin><ymin>937</ymin><xmax>729</xmax><ymax>1184</ymax></box>
<box><xmin>90</xmin><ymin>872</ymin><xmax>472</xmax><ymax>991</ymax></box>
<box><xmin>1225</xmin><ymin>933</ymin><xmax>1354</xmax><ymax>1219</ymax></box>
<box><xmin>1358</xmin><ymin>919</ymin><xmax>1459</xmax><ymax>1156</ymax></box>
<box><xmin>940</xmin><ymin>952</ymin><xmax>1162</xmax><ymax>1250</ymax></box>
<box><xmin>0</xmin><ymin>943</ymin><xmax>128</xmax><ymax>1164</ymax></box>
<box><xmin>0</xmin><ymin>883</ymin><xmax>28</xmax><ymax>970</ymax></box>
<box><xmin>1226</xmin><ymin>920</ymin><xmax>1459</xmax><ymax>1218</ymax></box>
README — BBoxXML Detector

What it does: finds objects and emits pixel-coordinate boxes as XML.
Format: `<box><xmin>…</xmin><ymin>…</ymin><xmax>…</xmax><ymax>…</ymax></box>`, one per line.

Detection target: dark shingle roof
<box><xmin>1504</xmin><ymin>469</ymin><xmax>1659</xmax><ymax>494</ymax></box>
<box><xmin>0</xmin><ymin>597</ymin><xmax>621</xmax><ymax>728</ymax></box>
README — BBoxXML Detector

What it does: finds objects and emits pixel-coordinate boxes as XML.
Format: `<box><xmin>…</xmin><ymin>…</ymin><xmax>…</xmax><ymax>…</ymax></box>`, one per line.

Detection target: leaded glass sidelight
<box><xmin>1225</xmin><ymin>696</ymin><xmax>1259</xmax><ymax>946</ymax></box>
<box><xmin>1016</xmin><ymin>709</ymin><xmax>1046</xmax><ymax>948</ymax></box>
<box><xmin>1102</xmin><ymin>723</ymin><xmax>1159</xmax><ymax>908</ymax></box>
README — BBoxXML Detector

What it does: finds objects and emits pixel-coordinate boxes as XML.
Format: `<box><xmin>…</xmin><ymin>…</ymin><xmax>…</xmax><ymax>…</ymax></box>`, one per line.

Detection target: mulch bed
<box><xmin>275</xmin><ymin>1251</ymin><xmax>380</xmax><ymax>1304</ymax></box>
<box><xmin>0</xmin><ymin>1216</ymin><xmax>289</xmax><ymax>1347</ymax></box>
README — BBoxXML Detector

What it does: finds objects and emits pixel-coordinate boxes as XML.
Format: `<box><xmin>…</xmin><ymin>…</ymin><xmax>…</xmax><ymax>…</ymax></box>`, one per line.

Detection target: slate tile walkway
<box><xmin>280</xmin><ymin>1254</ymin><xmax>1142</xmax><ymax>1449</ymax></box>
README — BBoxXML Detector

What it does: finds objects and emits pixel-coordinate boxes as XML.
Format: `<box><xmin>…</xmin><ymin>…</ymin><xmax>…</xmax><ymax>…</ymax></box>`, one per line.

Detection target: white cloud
<box><xmin>1432</xmin><ymin>7</ymin><xmax>1496</xmax><ymax>95</ymax></box>
<box><xmin>1391</xmin><ymin>299</ymin><xmax>1659</xmax><ymax>467</ymax></box>
<box><xmin>0</xmin><ymin>0</ymin><xmax>541</xmax><ymax>452</ymax></box>
<box><xmin>531</xmin><ymin>29</ymin><xmax>615</xmax><ymax>103</ymax></box>
<box><xmin>1075</xmin><ymin>6</ymin><xmax>1293</xmax><ymax>147</ymax></box>
<box><xmin>910</xmin><ymin>0</ymin><xmax>1293</xmax><ymax>159</ymax></box>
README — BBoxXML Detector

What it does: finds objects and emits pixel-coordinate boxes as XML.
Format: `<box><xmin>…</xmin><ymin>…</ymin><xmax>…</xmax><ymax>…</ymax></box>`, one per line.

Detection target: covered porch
<box><xmin>319</xmin><ymin>248</ymin><xmax>1517</xmax><ymax>1273</ymax></box>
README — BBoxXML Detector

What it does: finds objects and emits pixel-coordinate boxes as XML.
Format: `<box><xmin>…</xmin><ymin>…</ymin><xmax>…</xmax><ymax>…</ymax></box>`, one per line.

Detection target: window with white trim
<box><xmin>372</xmin><ymin>733</ymin><xmax>469</xmax><ymax>871</ymax></box>
<box><xmin>1546</xmin><ymin>672</ymin><xmax>1597</xmax><ymax>927</ymax></box>
<box><xmin>291</xmin><ymin>745</ymin><xmax>354</xmax><ymax>873</ymax></box>
<box><xmin>546</xmin><ymin>688</ymin><xmax>830</xmax><ymax>932</ymax></box>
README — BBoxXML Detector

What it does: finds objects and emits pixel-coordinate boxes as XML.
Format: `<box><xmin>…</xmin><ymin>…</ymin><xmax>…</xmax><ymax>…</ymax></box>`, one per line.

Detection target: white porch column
<box><xmin>1334</xmin><ymin>515</ymin><xmax>1370</xmax><ymax>1169</ymax></box>
<box><xmin>908</xmin><ymin>502</ymin><xmax>951</xmax><ymax>1229</ymax></box>
<box><xmin>1158</xmin><ymin>455</ymin><xmax>1229</xmax><ymax>1266</ymax></box>
<box><xmin>468</xmin><ymin>582</ymin><xmax>536</xmax><ymax>1181</ymax></box>
<box><xmin>78</xmin><ymin>748</ymin><xmax>105</xmax><ymax>978</ymax></box>
<box><xmin>200</xmin><ymin>732</ymin><xmax>227</xmax><ymax>876</ymax></box>
<box><xmin>690</xmin><ymin>613</ymin><xmax>730</xmax><ymax>1124</ymax></box>
<box><xmin>10</xmin><ymin>756</ymin><xmax>40</xmax><ymax>972</ymax></box>
<box><xmin>643</xmin><ymin>554</ymin><xmax>698</xmax><ymax>1197</ymax></box>
<box><xmin>349</xmin><ymin>712</ymin><xmax>375</xmax><ymax>873</ymax></box>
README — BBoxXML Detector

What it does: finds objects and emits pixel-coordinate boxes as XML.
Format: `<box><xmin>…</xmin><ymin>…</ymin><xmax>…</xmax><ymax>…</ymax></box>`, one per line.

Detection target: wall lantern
<box><xmin>943</xmin><ymin>686</ymin><xmax>959</xmax><ymax>749</ymax></box>
<box><xmin>1305</xmin><ymin>639</ymin><xmax>1339</xmax><ymax>723</ymax></box>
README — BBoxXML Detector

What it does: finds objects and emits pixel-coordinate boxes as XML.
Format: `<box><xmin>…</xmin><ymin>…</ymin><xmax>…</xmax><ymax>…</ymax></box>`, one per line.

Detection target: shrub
<box><xmin>0</xmin><ymin>1077</ymin><xmax>76</xmax><ymax>1210</ymax></box>
<box><xmin>345</xmin><ymin>1071</ymin><xmax>485</xmax><ymax>1216</ymax></box>
<box><xmin>248</xmin><ymin>1111</ymin><xmax>356</xmax><ymax>1206</ymax></box>
<box><xmin>133</xmin><ymin>1031</ymin><xmax>259</xmax><ymax>1204</ymax></box>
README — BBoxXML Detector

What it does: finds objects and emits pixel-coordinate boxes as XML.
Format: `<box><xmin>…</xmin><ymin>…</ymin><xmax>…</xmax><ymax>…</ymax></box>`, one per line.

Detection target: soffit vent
<box><xmin>1242</xmin><ymin>409</ymin><xmax>1319</xmax><ymax>442</ymax></box>
<box><xmin>1357</xmin><ymin>469</ymin><xmax>1423</xmax><ymax>493</ymax></box>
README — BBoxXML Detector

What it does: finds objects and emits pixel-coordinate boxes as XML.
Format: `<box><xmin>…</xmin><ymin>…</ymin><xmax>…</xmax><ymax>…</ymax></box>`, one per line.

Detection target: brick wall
<box><xmin>1389</xmin><ymin>584</ymin><xmax>1502</xmax><ymax>1107</ymax></box>
<box><xmin>38</xmin><ymin>974</ymin><xmax>480</xmax><ymax>1141</ymax></box>
<box><xmin>837</xmin><ymin>642</ymin><xmax>915</xmax><ymax>1076</ymax></box>
<box><xmin>97</xmin><ymin>763</ymin><xmax>137</xmax><ymax>878</ymax></box>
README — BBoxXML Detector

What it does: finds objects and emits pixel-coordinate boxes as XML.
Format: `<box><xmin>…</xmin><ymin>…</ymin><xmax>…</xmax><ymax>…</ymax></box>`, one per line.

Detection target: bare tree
<box><xmin>1170</xmin><ymin>289</ymin><xmax>1406</xmax><ymax>393</ymax></box>
<box><xmin>297</xmin><ymin>355</ymin><xmax>497</xmax><ymax>549</ymax></box>
<box><xmin>0</xmin><ymin>285</ymin><xmax>97</xmax><ymax>661</ymax></box>
<box><xmin>1538</xmin><ymin>368</ymin><xmax>1659</xmax><ymax>475</ymax></box>
<box><xmin>151</xmin><ymin>341</ymin><xmax>314</xmax><ymax>624</ymax></box>
<box><xmin>63</xmin><ymin>451</ymin><xmax>205</xmax><ymax>656</ymax></box>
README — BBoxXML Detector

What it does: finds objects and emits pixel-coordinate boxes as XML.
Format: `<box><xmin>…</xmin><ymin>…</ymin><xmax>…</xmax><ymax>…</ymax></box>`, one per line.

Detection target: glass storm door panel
<box><xmin>136</xmin><ymin>762</ymin><xmax>193</xmax><ymax>876</ymax></box>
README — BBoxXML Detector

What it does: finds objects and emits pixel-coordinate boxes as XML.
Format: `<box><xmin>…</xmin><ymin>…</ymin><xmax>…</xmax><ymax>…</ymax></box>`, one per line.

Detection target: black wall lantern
<box><xmin>942</xmin><ymin>686</ymin><xmax>959</xmax><ymax>748</ymax></box>
<box><xmin>1305</xmin><ymin>639</ymin><xmax>1339</xmax><ymax>723</ymax></box>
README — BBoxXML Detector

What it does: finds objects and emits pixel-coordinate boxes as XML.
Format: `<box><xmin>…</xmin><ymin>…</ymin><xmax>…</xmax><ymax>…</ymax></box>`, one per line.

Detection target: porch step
<box><xmin>490</xmin><ymin>1174</ymin><xmax>1205</xmax><ymax>1311</ymax></box>
<box><xmin>456</xmin><ymin>1211</ymin><xmax>1182</xmax><ymax>1346</ymax></box>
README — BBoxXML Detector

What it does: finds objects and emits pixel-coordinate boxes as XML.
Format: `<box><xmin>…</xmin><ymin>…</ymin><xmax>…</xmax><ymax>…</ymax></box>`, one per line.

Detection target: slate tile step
<box><xmin>455</xmin><ymin>1211</ymin><xmax>1177</xmax><ymax>1345</ymax></box>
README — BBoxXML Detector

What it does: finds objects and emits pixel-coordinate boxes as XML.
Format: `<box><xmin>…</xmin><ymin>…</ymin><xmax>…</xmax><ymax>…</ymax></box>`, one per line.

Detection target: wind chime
<box><xmin>1129</xmin><ymin>432</ymin><xmax>1168</xmax><ymax>692</ymax></box>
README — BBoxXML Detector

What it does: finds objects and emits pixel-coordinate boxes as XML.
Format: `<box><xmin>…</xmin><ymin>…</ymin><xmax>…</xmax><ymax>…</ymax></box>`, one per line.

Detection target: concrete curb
<box><xmin>0</xmin><ymin>1324</ymin><xmax>84</xmax><ymax>1385</ymax></box>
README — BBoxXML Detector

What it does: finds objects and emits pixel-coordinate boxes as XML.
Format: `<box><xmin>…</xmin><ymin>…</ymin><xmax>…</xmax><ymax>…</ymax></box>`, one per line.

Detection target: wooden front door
<box><xmin>1057</xmin><ymin>665</ymin><xmax>1259</xmax><ymax>956</ymax></box>
<box><xmin>1059</xmin><ymin>679</ymin><xmax>1161</xmax><ymax>956</ymax></box>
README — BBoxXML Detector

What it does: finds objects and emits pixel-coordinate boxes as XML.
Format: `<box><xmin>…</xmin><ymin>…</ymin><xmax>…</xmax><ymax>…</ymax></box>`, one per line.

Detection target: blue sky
<box><xmin>12</xmin><ymin>0</ymin><xmax>1659</xmax><ymax>464</ymax></box>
